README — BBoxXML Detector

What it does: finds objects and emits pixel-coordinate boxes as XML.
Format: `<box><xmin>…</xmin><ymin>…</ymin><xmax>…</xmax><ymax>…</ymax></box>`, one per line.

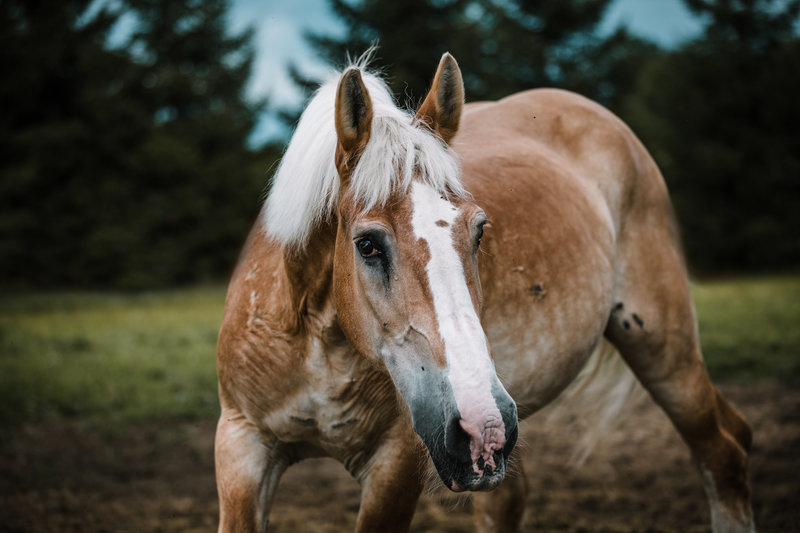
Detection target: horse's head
<box><xmin>330</xmin><ymin>54</ymin><xmax>518</xmax><ymax>492</ymax></box>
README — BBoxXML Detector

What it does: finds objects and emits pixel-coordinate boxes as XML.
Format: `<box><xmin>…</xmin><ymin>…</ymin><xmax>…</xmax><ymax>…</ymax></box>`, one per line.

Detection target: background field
<box><xmin>1</xmin><ymin>276</ymin><xmax>798</xmax><ymax>426</ymax></box>
<box><xmin>1</xmin><ymin>276</ymin><xmax>798</xmax><ymax>531</ymax></box>
<box><xmin>0</xmin><ymin>287</ymin><xmax>226</xmax><ymax>424</ymax></box>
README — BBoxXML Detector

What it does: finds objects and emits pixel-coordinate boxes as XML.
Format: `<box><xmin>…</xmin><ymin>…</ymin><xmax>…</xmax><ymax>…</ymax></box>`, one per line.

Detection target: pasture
<box><xmin>1</xmin><ymin>276</ymin><xmax>798</xmax><ymax>531</ymax></box>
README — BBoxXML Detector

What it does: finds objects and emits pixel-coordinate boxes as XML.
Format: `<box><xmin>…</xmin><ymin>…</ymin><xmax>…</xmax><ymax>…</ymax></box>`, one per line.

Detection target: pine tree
<box><xmin>0</xmin><ymin>0</ymin><xmax>279</xmax><ymax>288</ymax></box>
<box><xmin>685</xmin><ymin>0</ymin><xmax>800</xmax><ymax>51</ymax></box>
<box><xmin>621</xmin><ymin>0</ymin><xmax>800</xmax><ymax>271</ymax></box>
<box><xmin>117</xmin><ymin>0</ymin><xmax>270</xmax><ymax>287</ymax></box>
<box><xmin>0</xmin><ymin>0</ymin><xmax>134</xmax><ymax>286</ymax></box>
<box><xmin>289</xmin><ymin>0</ymin><xmax>654</xmax><ymax>115</ymax></box>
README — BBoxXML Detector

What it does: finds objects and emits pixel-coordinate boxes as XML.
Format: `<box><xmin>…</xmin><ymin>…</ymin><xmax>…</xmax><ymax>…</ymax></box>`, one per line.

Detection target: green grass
<box><xmin>0</xmin><ymin>277</ymin><xmax>798</xmax><ymax>425</ymax></box>
<box><xmin>0</xmin><ymin>287</ymin><xmax>226</xmax><ymax>424</ymax></box>
<box><xmin>692</xmin><ymin>276</ymin><xmax>800</xmax><ymax>385</ymax></box>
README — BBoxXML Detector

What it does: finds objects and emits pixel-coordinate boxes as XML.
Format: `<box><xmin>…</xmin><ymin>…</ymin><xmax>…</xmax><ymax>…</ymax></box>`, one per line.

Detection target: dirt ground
<box><xmin>1</xmin><ymin>384</ymin><xmax>798</xmax><ymax>533</ymax></box>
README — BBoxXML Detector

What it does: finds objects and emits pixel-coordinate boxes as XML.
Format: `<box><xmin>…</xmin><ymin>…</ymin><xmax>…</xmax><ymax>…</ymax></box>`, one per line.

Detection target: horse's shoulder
<box><xmin>217</xmin><ymin>223</ymin><xmax>291</xmax><ymax>358</ymax></box>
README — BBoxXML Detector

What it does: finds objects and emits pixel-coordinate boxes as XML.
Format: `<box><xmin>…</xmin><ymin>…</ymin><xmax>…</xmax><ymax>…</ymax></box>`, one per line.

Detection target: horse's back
<box><xmin>460</xmin><ymin>88</ymin><xmax>673</xmax><ymax>230</ymax></box>
<box><xmin>456</xmin><ymin>89</ymin><xmax>682</xmax><ymax>410</ymax></box>
<box><xmin>458</xmin><ymin>87</ymin><xmax>679</xmax><ymax>290</ymax></box>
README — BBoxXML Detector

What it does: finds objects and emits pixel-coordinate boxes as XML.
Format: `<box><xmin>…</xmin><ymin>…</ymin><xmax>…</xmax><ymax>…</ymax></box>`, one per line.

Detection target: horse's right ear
<box><xmin>335</xmin><ymin>68</ymin><xmax>373</xmax><ymax>174</ymax></box>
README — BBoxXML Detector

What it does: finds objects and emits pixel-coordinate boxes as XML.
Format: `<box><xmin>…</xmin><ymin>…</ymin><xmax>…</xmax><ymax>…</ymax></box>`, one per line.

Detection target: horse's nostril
<box><xmin>445</xmin><ymin>416</ymin><xmax>472</xmax><ymax>463</ymax></box>
<box><xmin>476</xmin><ymin>455</ymin><xmax>495</xmax><ymax>476</ymax></box>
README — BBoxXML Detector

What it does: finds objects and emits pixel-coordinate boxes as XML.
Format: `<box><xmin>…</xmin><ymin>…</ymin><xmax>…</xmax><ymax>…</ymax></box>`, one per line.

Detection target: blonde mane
<box><xmin>262</xmin><ymin>65</ymin><xmax>464</xmax><ymax>248</ymax></box>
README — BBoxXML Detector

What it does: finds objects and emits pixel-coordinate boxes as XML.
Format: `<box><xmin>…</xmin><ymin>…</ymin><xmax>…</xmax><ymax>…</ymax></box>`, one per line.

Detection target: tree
<box><xmin>621</xmin><ymin>0</ymin><xmax>800</xmax><ymax>271</ymax></box>
<box><xmin>114</xmin><ymin>0</ymin><xmax>272</xmax><ymax>287</ymax></box>
<box><xmin>0</xmin><ymin>0</ymin><xmax>279</xmax><ymax>288</ymax></box>
<box><xmin>290</xmin><ymin>0</ymin><xmax>656</xmax><ymax>115</ymax></box>
<box><xmin>0</xmin><ymin>0</ymin><xmax>134</xmax><ymax>286</ymax></box>
<box><xmin>685</xmin><ymin>0</ymin><xmax>800</xmax><ymax>50</ymax></box>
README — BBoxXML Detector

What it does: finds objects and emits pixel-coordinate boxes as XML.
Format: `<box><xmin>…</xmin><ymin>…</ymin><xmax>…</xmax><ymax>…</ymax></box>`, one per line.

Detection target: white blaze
<box><xmin>410</xmin><ymin>181</ymin><xmax>505</xmax><ymax>470</ymax></box>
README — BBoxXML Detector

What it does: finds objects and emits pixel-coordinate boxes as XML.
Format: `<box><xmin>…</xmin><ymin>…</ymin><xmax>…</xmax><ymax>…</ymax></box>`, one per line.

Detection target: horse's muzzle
<box><xmin>445</xmin><ymin>421</ymin><xmax>518</xmax><ymax>492</ymax></box>
<box><xmin>410</xmin><ymin>378</ymin><xmax>519</xmax><ymax>492</ymax></box>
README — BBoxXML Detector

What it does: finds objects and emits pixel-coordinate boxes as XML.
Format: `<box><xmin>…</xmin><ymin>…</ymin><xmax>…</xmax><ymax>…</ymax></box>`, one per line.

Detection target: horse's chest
<box><xmin>264</xmin><ymin>381</ymin><xmax>364</xmax><ymax>445</ymax></box>
<box><xmin>261</xmin><ymin>344</ymin><xmax>399</xmax><ymax>461</ymax></box>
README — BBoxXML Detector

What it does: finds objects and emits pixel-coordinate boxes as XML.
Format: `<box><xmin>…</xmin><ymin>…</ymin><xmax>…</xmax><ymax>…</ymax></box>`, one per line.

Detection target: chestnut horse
<box><xmin>215</xmin><ymin>54</ymin><xmax>754</xmax><ymax>532</ymax></box>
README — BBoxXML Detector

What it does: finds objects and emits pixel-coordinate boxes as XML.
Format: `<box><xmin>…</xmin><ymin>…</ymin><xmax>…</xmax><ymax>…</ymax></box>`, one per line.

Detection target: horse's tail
<box><xmin>536</xmin><ymin>340</ymin><xmax>646</xmax><ymax>465</ymax></box>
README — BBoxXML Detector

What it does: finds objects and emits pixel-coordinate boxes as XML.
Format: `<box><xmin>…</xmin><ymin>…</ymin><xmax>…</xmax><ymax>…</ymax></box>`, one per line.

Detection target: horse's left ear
<box><xmin>415</xmin><ymin>53</ymin><xmax>464</xmax><ymax>145</ymax></box>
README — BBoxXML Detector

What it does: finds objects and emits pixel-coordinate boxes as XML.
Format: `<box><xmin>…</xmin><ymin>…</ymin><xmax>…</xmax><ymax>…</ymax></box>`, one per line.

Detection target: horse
<box><xmin>214</xmin><ymin>53</ymin><xmax>754</xmax><ymax>532</ymax></box>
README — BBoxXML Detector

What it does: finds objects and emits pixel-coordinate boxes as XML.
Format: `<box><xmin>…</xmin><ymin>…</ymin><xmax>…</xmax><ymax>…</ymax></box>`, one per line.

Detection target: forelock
<box><xmin>262</xmin><ymin>67</ymin><xmax>464</xmax><ymax>249</ymax></box>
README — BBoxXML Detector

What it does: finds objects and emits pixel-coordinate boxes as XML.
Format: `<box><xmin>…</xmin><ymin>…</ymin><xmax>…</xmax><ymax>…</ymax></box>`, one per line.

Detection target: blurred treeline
<box><xmin>0</xmin><ymin>0</ymin><xmax>283</xmax><ymax>289</ymax></box>
<box><xmin>1</xmin><ymin>0</ymin><xmax>799</xmax><ymax>290</ymax></box>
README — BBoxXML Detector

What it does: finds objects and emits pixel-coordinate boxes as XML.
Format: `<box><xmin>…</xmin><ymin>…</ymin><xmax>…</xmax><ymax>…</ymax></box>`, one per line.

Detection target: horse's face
<box><xmin>334</xmin><ymin>182</ymin><xmax>519</xmax><ymax>491</ymax></box>
<box><xmin>331</xmin><ymin>56</ymin><xmax>518</xmax><ymax>492</ymax></box>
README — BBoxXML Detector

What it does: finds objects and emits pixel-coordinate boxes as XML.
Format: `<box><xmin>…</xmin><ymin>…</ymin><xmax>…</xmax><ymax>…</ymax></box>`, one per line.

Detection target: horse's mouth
<box><xmin>421</xmin><ymin>415</ymin><xmax>518</xmax><ymax>492</ymax></box>
<box><xmin>437</xmin><ymin>449</ymin><xmax>508</xmax><ymax>492</ymax></box>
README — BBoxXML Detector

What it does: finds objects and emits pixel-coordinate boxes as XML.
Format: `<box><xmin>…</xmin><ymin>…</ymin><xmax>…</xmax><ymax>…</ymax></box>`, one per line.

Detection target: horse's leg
<box><xmin>606</xmin><ymin>239</ymin><xmax>753</xmax><ymax>532</ymax></box>
<box><xmin>472</xmin><ymin>447</ymin><xmax>528</xmax><ymax>533</ymax></box>
<box><xmin>353</xmin><ymin>428</ymin><xmax>425</xmax><ymax>533</ymax></box>
<box><xmin>215</xmin><ymin>410</ymin><xmax>285</xmax><ymax>533</ymax></box>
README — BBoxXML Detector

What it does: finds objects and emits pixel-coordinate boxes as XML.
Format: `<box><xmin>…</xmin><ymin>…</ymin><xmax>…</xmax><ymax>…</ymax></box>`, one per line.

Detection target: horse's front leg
<box><xmin>215</xmin><ymin>409</ymin><xmax>286</xmax><ymax>533</ymax></box>
<box><xmin>472</xmin><ymin>446</ymin><xmax>528</xmax><ymax>533</ymax></box>
<box><xmin>353</xmin><ymin>425</ymin><xmax>425</xmax><ymax>533</ymax></box>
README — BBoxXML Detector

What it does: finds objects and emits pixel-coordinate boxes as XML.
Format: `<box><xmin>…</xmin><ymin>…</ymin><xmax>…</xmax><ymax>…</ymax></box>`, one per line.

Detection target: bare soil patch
<box><xmin>1</xmin><ymin>384</ymin><xmax>798</xmax><ymax>532</ymax></box>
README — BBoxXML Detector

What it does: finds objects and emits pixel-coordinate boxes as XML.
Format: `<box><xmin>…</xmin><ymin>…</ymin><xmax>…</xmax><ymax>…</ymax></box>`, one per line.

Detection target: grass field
<box><xmin>0</xmin><ymin>287</ymin><xmax>226</xmax><ymax>424</ymax></box>
<box><xmin>1</xmin><ymin>276</ymin><xmax>798</xmax><ymax>425</ymax></box>
<box><xmin>693</xmin><ymin>276</ymin><xmax>800</xmax><ymax>384</ymax></box>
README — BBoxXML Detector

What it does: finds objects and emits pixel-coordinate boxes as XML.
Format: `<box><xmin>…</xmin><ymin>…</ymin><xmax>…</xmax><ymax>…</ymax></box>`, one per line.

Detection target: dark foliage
<box><xmin>0</xmin><ymin>0</ymin><xmax>282</xmax><ymax>289</ymax></box>
<box><xmin>292</xmin><ymin>0</ymin><xmax>655</xmax><ymax>110</ymax></box>
<box><xmin>1</xmin><ymin>0</ymin><xmax>798</xmax><ymax>287</ymax></box>
<box><xmin>622</xmin><ymin>0</ymin><xmax>800</xmax><ymax>271</ymax></box>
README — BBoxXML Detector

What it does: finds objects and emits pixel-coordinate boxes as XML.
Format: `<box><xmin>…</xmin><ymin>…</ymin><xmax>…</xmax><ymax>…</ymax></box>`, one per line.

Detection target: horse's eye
<box><xmin>476</xmin><ymin>225</ymin><xmax>485</xmax><ymax>248</ymax></box>
<box><xmin>357</xmin><ymin>238</ymin><xmax>382</xmax><ymax>258</ymax></box>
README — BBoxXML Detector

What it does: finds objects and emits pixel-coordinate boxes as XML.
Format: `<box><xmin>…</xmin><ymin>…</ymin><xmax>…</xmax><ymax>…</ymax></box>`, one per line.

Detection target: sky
<box><xmin>112</xmin><ymin>0</ymin><xmax>707</xmax><ymax>146</ymax></box>
<box><xmin>227</xmin><ymin>0</ymin><xmax>706</xmax><ymax>146</ymax></box>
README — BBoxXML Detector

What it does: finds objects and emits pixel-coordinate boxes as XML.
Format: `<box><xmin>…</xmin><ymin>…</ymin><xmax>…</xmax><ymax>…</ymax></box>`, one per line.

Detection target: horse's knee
<box><xmin>354</xmin><ymin>437</ymin><xmax>424</xmax><ymax>533</ymax></box>
<box><xmin>654</xmin><ymin>373</ymin><xmax>750</xmax><ymax>457</ymax></box>
<box><xmin>215</xmin><ymin>413</ymin><xmax>284</xmax><ymax>533</ymax></box>
<box><xmin>715</xmin><ymin>389</ymin><xmax>752</xmax><ymax>452</ymax></box>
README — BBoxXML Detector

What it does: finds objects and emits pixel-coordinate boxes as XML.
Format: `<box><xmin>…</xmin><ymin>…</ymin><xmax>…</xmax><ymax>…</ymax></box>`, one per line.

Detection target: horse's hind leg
<box><xmin>605</xmin><ymin>239</ymin><xmax>754</xmax><ymax>531</ymax></box>
<box><xmin>472</xmin><ymin>447</ymin><xmax>527</xmax><ymax>533</ymax></box>
<box><xmin>215</xmin><ymin>410</ymin><xmax>285</xmax><ymax>533</ymax></box>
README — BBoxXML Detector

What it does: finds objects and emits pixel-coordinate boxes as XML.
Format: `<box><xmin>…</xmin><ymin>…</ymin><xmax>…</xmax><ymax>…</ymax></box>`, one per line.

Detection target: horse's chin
<box><xmin>433</xmin><ymin>450</ymin><xmax>508</xmax><ymax>493</ymax></box>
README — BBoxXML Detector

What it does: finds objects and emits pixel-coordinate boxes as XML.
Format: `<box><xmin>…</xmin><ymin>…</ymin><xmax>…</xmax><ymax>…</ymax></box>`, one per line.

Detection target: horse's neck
<box><xmin>280</xmin><ymin>220</ymin><xmax>376</xmax><ymax>380</ymax></box>
<box><xmin>281</xmin><ymin>220</ymin><xmax>339</xmax><ymax>336</ymax></box>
